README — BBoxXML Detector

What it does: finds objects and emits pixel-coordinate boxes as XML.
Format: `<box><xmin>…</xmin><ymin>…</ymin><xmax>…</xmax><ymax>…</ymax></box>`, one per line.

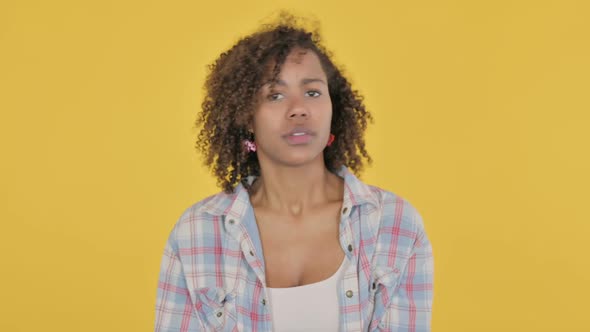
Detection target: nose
<box><xmin>286</xmin><ymin>97</ymin><xmax>309</xmax><ymax>119</ymax></box>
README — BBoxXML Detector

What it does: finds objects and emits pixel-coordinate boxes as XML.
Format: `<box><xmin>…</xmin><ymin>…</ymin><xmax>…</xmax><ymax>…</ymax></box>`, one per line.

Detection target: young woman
<box><xmin>155</xmin><ymin>15</ymin><xmax>434</xmax><ymax>332</ymax></box>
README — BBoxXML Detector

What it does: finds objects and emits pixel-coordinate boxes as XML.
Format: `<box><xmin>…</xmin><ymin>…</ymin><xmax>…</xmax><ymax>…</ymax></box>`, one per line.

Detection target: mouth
<box><xmin>284</xmin><ymin>129</ymin><xmax>314</xmax><ymax>145</ymax></box>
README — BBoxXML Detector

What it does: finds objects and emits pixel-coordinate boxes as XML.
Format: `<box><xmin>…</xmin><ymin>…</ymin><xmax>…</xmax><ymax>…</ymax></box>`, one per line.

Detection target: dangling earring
<box><xmin>326</xmin><ymin>133</ymin><xmax>335</xmax><ymax>147</ymax></box>
<box><xmin>243</xmin><ymin>129</ymin><xmax>257</xmax><ymax>153</ymax></box>
<box><xmin>244</xmin><ymin>139</ymin><xmax>257</xmax><ymax>152</ymax></box>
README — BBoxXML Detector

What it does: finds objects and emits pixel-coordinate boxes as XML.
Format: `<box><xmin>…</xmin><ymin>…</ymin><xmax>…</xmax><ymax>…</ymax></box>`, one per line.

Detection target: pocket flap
<box><xmin>194</xmin><ymin>287</ymin><xmax>234</xmax><ymax>314</ymax></box>
<box><xmin>371</xmin><ymin>265</ymin><xmax>401</xmax><ymax>290</ymax></box>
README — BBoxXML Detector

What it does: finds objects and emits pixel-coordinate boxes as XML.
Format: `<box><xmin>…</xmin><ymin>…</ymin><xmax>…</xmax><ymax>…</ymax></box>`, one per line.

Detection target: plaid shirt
<box><xmin>155</xmin><ymin>167</ymin><xmax>434</xmax><ymax>331</ymax></box>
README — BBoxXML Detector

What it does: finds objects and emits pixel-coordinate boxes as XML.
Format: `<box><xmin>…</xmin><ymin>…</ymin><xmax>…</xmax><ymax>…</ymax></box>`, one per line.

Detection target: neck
<box><xmin>249</xmin><ymin>161</ymin><xmax>343</xmax><ymax>217</ymax></box>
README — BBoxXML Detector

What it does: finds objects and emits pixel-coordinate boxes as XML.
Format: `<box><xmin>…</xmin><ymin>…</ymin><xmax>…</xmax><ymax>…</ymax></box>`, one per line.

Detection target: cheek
<box><xmin>253</xmin><ymin>108</ymin><xmax>281</xmax><ymax>136</ymax></box>
<box><xmin>320</xmin><ymin>99</ymin><xmax>333</xmax><ymax>123</ymax></box>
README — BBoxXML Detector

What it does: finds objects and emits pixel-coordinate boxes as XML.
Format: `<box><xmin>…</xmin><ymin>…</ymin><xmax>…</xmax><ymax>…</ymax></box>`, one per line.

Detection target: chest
<box><xmin>254</xmin><ymin>206</ymin><xmax>345</xmax><ymax>288</ymax></box>
<box><xmin>177</xmin><ymin>202</ymin><xmax>405</xmax><ymax>331</ymax></box>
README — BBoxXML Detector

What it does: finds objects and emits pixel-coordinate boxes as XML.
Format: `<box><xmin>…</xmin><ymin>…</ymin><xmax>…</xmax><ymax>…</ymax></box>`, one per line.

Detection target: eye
<box><xmin>266</xmin><ymin>92</ymin><xmax>284</xmax><ymax>101</ymax></box>
<box><xmin>305</xmin><ymin>90</ymin><xmax>321</xmax><ymax>97</ymax></box>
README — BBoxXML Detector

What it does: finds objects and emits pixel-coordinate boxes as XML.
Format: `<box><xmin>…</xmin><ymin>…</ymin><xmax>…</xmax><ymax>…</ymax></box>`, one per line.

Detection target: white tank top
<box><xmin>266</xmin><ymin>257</ymin><xmax>348</xmax><ymax>332</ymax></box>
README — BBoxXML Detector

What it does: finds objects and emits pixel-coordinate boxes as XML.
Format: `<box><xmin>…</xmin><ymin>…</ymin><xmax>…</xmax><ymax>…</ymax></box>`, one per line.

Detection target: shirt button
<box><xmin>216</xmin><ymin>311</ymin><xmax>223</xmax><ymax>317</ymax></box>
<box><xmin>345</xmin><ymin>290</ymin><xmax>353</xmax><ymax>298</ymax></box>
<box><xmin>347</xmin><ymin>244</ymin><xmax>353</xmax><ymax>252</ymax></box>
<box><xmin>342</xmin><ymin>207</ymin><xmax>348</xmax><ymax>215</ymax></box>
<box><xmin>249</xmin><ymin>250</ymin><xmax>254</xmax><ymax>256</ymax></box>
<box><xmin>228</xmin><ymin>219</ymin><xmax>235</xmax><ymax>225</ymax></box>
<box><xmin>262</xmin><ymin>299</ymin><xmax>266</xmax><ymax>305</ymax></box>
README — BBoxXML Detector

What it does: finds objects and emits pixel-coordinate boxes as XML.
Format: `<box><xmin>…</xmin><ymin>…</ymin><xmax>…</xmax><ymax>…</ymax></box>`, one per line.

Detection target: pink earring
<box><xmin>244</xmin><ymin>139</ymin><xmax>257</xmax><ymax>152</ymax></box>
<box><xmin>326</xmin><ymin>133</ymin><xmax>335</xmax><ymax>147</ymax></box>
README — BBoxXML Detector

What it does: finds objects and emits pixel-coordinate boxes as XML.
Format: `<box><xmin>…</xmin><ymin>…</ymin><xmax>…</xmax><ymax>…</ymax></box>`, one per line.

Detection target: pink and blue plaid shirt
<box><xmin>155</xmin><ymin>167</ymin><xmax>434</xmax><ymax>331</ymax></box>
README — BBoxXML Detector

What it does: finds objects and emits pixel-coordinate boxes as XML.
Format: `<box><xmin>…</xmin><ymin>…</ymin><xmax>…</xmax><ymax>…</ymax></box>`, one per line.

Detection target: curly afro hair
<box><xmin>195</xmin><ymin>13</ymin><xmax>373</xmax><ymax>193</ymax></box>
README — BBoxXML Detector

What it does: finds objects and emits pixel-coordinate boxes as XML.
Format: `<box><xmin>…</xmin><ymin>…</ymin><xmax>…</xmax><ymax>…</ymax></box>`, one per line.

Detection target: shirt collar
<box><xmin>200</xmin><ymin>165</ymin><xmax>379</xmax><ymax>222</ymax></box>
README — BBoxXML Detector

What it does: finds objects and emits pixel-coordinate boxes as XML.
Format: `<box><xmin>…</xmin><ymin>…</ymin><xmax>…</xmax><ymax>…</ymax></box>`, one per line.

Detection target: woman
<box><xmin>155</xmin><ymin>14</ymin><xmax>434</xmax><ymax>332</ymax></box>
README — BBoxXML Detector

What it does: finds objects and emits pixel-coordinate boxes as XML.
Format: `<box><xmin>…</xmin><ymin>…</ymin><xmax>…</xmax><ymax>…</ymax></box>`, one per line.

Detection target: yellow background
<box><xmin>1</xmin><ymin>0</ymin><xmax>589</xmax><ymax>331</ymax></box>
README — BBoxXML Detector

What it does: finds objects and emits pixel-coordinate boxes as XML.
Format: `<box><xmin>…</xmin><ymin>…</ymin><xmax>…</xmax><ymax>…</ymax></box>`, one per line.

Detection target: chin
<box><xmin>278</xmin><ymin>150</ymin><xmax>323</xmax><ymax>168</ymax></box>
<box><xmin>259</xmin><ymin>145</ymin><xmax>324</xmax><ymax>168</ymax></box>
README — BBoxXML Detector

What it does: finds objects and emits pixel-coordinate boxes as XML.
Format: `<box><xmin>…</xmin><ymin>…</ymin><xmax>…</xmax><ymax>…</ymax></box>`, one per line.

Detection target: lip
<box><xmin>285</xmin><ymin>127</ymin><xmax>314</xmax><ymax>136</ymax></box>
<box><xmin>283</xmin><ymin>127</ymin><xmax>315</xmax><ymax>145</ymax></box>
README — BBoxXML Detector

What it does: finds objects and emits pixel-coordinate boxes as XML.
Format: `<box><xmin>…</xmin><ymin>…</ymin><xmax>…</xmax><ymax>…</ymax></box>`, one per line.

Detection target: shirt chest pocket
<box><xmin>192</xmin><ymin>287</ymin><xmax>237</xmax><ymax>331</ymax></box>
<box><xmin>367</xmin><ymin>266</ymin><xmax>402</xmax><ymax>331</ymax></box>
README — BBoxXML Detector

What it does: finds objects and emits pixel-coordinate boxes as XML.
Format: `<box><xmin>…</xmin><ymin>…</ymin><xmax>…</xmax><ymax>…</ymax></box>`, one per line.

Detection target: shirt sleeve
<box><xmin>380</xmin><ymin>210</ymin><xmax>434</xmax><ymax>331</ymax></box>
<box><xmin>154</xmin><ymin>226</ymin><xmax>203</xmax><ymax>332</ymax></box>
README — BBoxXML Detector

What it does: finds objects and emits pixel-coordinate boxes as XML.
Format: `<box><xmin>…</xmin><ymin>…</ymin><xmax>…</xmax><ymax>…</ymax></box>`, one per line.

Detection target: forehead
<box><xmin>262</xmin><ymin>47</ymin><xmax>326</xmax><ymax>80</ymax></box>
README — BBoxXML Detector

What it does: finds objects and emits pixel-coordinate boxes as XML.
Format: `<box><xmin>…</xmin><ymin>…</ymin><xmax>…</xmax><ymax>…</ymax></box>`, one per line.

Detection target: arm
<box><xmin>379</xmin><ymin>211</ymin><xmax>434</xmax><ymax>331</ymax></box>
<box><xmin>155</xmin><ymin>228</ymin><xmax>203</xmax><ymax>332</ymax></box>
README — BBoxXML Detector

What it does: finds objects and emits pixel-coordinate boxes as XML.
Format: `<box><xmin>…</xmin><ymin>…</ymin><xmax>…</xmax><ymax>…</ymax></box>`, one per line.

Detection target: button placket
<box><xmin>338</xmin><ymin>199</ymin><xmax>361</xmax><ymax>329</ymax></box>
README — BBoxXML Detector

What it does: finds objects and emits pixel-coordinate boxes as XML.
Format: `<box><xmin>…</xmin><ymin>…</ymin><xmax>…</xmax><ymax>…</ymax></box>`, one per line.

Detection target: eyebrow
<box><xmin>264</xmin><ymin>78</ymin><xmax>327</xmax><ymax>87</ymax></box>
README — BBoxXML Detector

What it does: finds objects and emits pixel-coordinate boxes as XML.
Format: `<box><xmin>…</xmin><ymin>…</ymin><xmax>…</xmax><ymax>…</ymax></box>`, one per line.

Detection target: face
<box><xmin>252</xmin><ymin>47</ymin><xmax>332</xmax><ymax>168</ymax></box>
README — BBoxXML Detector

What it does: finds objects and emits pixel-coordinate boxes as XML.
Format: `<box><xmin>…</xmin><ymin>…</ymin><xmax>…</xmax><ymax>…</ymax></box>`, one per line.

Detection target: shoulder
<box><xmin>341</xmin><ymin>167</ymin><xmax>425</xmax><ymax>235</ymax></box>
<box><xmin>178</xmin><ymin>190</ymin><xmax>234</xmax><ymax>225</ymax></box>
<box><xmin>366</xmin><ymin>184</ymin><xmax>427</xmax><ymax>246</ymax></box>
<box><xmin>166</xmin><ymin>190</ymin><xmax>237</xmax><ymax>249</ymax></box>
<box><xmin>360</xmin><ymin>185</ymin><xmax>432</xmax><ymax>277</ymax></box>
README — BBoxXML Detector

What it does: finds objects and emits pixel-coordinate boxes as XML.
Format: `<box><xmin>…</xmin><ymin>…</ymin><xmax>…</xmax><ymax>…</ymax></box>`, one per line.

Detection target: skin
<box><xmin>249</xmin><ymin>47</ymin><xmax>346</xmax><ymax>288</ymax></box>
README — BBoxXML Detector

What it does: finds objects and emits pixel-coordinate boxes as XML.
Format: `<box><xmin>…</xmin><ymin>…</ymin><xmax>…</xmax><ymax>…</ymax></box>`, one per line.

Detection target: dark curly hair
<box><xmin>195</xmin><ymin>13</ymin><xmax>373</xmax><ymax>193</ymax></box>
